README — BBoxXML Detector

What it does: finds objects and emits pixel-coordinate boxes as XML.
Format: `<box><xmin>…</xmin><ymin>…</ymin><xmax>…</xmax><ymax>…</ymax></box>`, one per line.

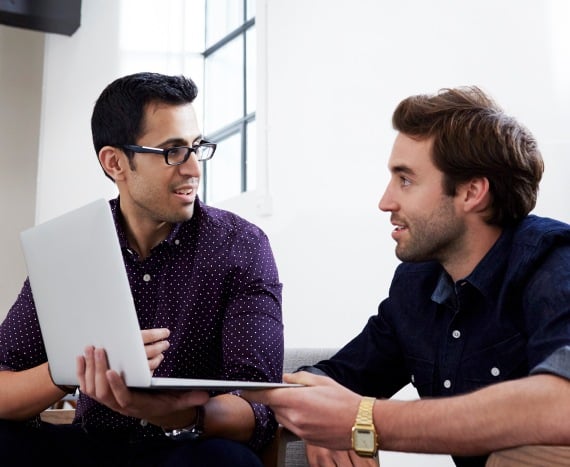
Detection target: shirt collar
<box><xmin>109</xmin><ymin>196</ymin><xmax>202</xmax><ymax>250</ymax></box>
<box><xmin>432</xmin><ymin>227</ymin><xmax>513</xmax><ymax>305</ymax></box>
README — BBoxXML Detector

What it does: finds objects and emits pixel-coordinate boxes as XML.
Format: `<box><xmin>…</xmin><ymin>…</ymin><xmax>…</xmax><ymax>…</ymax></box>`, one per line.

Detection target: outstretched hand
<box><xmin>242</xmin><ymin>371</ymin><xmax>362</xmax><ymax>450</ymax></box>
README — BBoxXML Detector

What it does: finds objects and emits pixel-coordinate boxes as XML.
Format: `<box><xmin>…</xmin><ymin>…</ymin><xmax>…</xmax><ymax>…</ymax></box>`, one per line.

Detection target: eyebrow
<box><xmin>155</xmin><ymin>135</ymin><xmax>204</xmax><ymax>148</ymax></box>
<box><xmin>390</xmin><ymin>164</ymin><xmax>416</xmax><ymax>177</ymax></box>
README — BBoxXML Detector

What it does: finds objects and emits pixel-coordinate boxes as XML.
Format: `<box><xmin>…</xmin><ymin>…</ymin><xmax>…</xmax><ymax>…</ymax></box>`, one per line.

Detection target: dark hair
<box><xmin>91</xmin><ymin>72</ymin><xmax>199</xmax><ymax>179</ymax></box>
<box><xmin>392</xmin><ymin>86</ymin><xmax>544</xmax><ymax>227</ymax></box>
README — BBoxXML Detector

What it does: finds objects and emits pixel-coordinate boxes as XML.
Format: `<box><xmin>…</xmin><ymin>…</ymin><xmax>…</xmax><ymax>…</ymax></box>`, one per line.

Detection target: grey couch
<box><xmin>270</xmin><ymin>347</ymin><xmax>338</xmax><ymax>467</ymax></box>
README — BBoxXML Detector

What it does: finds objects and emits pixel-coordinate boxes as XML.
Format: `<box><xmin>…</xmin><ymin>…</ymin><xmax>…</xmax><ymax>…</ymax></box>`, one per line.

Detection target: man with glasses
<box><xmin>0</xmin><ymin>72</ymin><xmax>283</xmax><ymax>466</ymax></box>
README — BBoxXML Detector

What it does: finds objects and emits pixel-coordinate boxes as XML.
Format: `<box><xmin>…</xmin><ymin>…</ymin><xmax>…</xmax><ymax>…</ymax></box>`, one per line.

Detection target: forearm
<box><xmin>377</xmin><ymin>374</ymin><xmax>570</xmax><ymax>455</ymax></box>
<box><xmin>0</xmin><ymin>362</ymin><xmax>66</xmax><ymax>420</ymax></box>
<box><xmin>204</xmin><ymin>393</ymin><xmax>255</xmax><ymax>442</ymax></box>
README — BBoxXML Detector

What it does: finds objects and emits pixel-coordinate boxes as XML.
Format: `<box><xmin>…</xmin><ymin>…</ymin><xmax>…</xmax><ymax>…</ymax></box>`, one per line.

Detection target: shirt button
<box><xmin>443</xmin><ymin>379</ymin><xmax>451</xmax><ymax>389</ymax></box>
<box><xmin>143</xmin><ymin>273</ymin><xmax>151</xmax><ymax>282</ymax></box>
<box><xmin>410</xmin><ymin>374</ymin><xmax>415</xmax><ymax>383</ymax></box>
<box><xmin>452</xmin><ymin>330</ymin><xmax>461</xmax><ymax>339</ymax></box>
<box><xmin>490</xmin><ymin>367</ymin><xmax>500</xmax><ymax>377</ymax></box>
<box><xmin>174</xmin><ymin>239</ymin><xmax>180</xmax><ymax>245</ymax></box>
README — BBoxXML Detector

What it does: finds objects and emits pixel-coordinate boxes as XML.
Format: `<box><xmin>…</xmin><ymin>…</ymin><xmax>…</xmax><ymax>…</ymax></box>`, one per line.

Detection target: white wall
<box><xmin>0</xmin><ymin>26</ymin><xmax>43</xmax><ymax>316</ymax></box>
<box><xmin>1</xmin><ymin>1</ymin><xmax>569</xmax><ymax>465</ymax></box>
<box><xmin>257</xmin><ymin>0</ymin><xmax>570</xmax><ymax>349</ymax></box>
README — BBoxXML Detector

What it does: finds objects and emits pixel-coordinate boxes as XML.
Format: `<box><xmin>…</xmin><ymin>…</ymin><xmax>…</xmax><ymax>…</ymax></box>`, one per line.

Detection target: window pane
<box><xmin>246</xmin><ymin>120</ymin><xmax>256</xmax><ymax>191</ymax></box>
<box><xmin>246</xmin><ymin>26</ymin><xmax>256</xmax><ymax>114</ymax></box>
<box><xmin>205</xmin><ymin>0</ymin><xmax>243</xmax><ymax>47</ymax></box>
<box><xmin>204</xmin><ymin>36</ymin><xmax>244</xmax><ymax>132</ymax></box>
<box><xmin>205</xmin><ymin>132</ymin><xmax>242</xmax><ymax>203</ymax></box>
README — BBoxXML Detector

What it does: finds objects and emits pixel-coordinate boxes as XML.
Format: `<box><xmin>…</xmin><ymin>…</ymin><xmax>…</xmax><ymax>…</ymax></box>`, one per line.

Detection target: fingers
<box><xmin>76</xmin><ymin>354</ymin><xmax>86</xmax><ymax>390</ymax></box>
<box><xmin>240</xmin><ymin>388</ymin><xmax>270</xmax><ymax>405</ymax></box>
<box><xmin>144</xmin><ymin>340</ymin><xmax>169</xmax><ymax>361</ymax></box>
<box><xmin>283</xmin><ymin>371</ymin><xmax>333</xmax><ymax>386</ymax></box>
<box><xmin>347</xmin><ymin>449</ymin><xmax>380</xmax><ymax>466</ymax></box>
<box><xmin>243</xmin><ymin>371</ymin><xmax>335</xmax><ymax>403</ymax></box>
<box><xmin>141</xmin><ymin>327</ymin><xmax>170</xmax><ymax>344</ymax></box>
<box><xmin>147</xmin><ymin>353</ymin><xmax>165</xmax><ymax>372</ymax></box>
<box><xmin>306</xmin><ymin>444</ymin><xmax>364</xmax><ymax>467</ymax></box>
<box><xmin>78</xmin><ymin>346</ymin><xmax>116</xmax><ymax>405</ymax></box>
<box><xmin>79</xmin><ymin>345</ymin><xmax>96</xmax><ymax>395</ymax></box>
<box><xmin>141</xmin><ymin>328</ymin><xmax>170</xmax><ymax>370</ymax></box>
<box><xmin>106</xmin><ymin>369</ymin><xmax>134</xmax><ymax>410</ymax></box>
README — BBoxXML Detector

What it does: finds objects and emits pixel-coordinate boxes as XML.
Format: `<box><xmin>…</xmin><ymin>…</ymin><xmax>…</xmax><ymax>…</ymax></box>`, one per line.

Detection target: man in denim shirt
<box><xmin>244</xmin><ymin>86</ymin><xmax>570</xmax><ymax>467</ymax></box>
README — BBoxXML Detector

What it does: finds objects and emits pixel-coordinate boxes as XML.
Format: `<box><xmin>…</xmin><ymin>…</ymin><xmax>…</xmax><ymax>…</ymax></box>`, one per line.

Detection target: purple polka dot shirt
<box><xmin>0</xmin><ymin>197</ymin><xmax>283</xmax><ymax>451</ymax></box>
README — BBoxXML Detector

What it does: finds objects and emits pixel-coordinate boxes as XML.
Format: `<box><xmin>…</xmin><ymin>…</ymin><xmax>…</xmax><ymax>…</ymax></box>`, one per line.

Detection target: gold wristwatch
<box><xmin>351</xmin><ymin>396</ymin><xmax>378</xmax><ymax>458</ymax></box>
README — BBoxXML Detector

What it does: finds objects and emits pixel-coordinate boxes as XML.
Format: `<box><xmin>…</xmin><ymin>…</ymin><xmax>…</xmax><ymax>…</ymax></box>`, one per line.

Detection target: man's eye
<box><xmin>400</xmin><ymin>177</ymin><xmax>411</xmax><ymax>187</ymax></box>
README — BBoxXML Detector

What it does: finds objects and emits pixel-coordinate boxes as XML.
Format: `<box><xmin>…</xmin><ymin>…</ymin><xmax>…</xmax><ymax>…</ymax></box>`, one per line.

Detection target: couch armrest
<box><xmin>40</xmin><ymin>408</ymin><xmax>75</xmax><ymax>424</ymax></box>
<box><xmin>486</xmin><ymin>445</ymin><xmax>570</xmax><ymax>466</ymax></box>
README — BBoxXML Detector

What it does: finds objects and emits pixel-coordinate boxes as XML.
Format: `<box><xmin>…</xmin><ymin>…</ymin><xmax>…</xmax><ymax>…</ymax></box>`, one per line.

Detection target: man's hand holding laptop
<box><xmin>76</xmin><ymin>328</ymin><xmax>210</xmax><ymax>429</ymax></box>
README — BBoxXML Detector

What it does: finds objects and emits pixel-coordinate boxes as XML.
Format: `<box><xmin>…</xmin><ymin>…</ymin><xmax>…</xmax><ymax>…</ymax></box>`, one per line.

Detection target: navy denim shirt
<box><xmin>311</xmin><ymin>215</ymin><xmax>570</xmax><ymax>467</ymax></box>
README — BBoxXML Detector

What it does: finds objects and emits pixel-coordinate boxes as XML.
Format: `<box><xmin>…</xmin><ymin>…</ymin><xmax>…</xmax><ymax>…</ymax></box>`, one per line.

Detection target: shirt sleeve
<box><xmin>0</xmin><ymin>279</ymin><xmax>47</xmax><ymax>372</ymax></box>
<box><xmin>530</xmin><ymin>345</ymin><xmax>570</xmax><ymax>379</ymax></box>
<box><xmin>523</xmin><ymin>244</ymin><xmax>570</xmax><ymax>376</ymax></box>
<box><xmin>220</xmin><ymin>228</ymin><xmax>283</xmax><ymax>451</ymax></box>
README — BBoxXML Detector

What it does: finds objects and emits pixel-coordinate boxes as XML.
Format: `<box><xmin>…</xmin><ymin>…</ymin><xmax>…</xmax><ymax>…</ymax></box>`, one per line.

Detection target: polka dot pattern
<box><xmin>0</xmin><ymin>197</ymin><xmax>283</xmax><ymax>451</ymax></box>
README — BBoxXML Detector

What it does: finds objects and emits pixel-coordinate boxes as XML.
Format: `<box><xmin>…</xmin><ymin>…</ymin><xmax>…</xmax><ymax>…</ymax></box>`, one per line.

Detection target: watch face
<box><xmin>353</xmin><ymin>429</ymin><xmax>376</xmax><ymax>454</ymax></box>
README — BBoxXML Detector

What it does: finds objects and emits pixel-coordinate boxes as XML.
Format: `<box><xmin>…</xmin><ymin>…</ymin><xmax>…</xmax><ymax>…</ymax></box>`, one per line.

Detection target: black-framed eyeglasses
<box><xmin>122</xmin><ymin>141</ymin><xmax>216</xmax><ymax>166</ymax></box>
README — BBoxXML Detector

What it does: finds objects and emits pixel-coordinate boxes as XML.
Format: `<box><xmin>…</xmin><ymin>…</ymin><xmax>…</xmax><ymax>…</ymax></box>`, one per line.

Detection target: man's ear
<box><xmin>460</xmin><ymin>177</ymin><xmax>492</xmax><ymax>214</ymax></box>
<box><xmin>98</xmin><ymin>146</ymin><xmax>126</xmax><ymax>181</ymax></box>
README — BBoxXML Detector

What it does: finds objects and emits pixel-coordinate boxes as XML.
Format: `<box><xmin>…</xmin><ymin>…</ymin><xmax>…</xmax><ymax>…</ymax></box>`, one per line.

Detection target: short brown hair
<box><xmin>392</xmin><ymin>86</ymin><xmax>544</xmax><ymax>227</ymax></box>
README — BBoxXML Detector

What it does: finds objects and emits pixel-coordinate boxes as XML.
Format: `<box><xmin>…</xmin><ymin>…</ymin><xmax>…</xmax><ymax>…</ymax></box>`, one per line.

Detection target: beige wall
<box><xmin>0</xmin><ymin>26</ymin><xmax>44</xmax><ymax>319</ymax></box>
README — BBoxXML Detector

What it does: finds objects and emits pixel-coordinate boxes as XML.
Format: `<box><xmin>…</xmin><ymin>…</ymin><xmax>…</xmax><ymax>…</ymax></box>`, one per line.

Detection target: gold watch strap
<box><xmin>353</xmin><ymin>396</ymin><xmax>379</xmax><ymax>461</ymax></box>
<box><xmin>356</xmin><ymin>396</ymin><xmax>376</xmax><ymax>426</ymax></box>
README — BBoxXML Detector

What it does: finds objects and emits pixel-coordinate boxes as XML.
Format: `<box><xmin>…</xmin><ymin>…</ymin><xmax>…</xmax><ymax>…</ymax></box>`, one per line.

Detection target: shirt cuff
<box><xmin>530</xmin><ymin>345</ymin><xmax>570</xmax><ymax>379</ymax></box>
<box><xmin>295</xmin><ymin>365</ymin><xmax>329</xmax><ymax>376</ymax></box>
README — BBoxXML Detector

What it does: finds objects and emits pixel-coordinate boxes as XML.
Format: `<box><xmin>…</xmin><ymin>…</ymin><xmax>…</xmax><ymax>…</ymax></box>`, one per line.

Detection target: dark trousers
<box><xmin>0</xmin><ymin>419</ymin><xmax>264</xmax><ymax>467</ymax></box>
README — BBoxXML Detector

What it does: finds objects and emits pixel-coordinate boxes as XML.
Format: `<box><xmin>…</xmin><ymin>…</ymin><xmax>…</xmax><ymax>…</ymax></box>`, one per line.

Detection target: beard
<box><xmin>395</xmin><ymin>196</ymin><xmax>465</xmax><ymax>264</ymax></box>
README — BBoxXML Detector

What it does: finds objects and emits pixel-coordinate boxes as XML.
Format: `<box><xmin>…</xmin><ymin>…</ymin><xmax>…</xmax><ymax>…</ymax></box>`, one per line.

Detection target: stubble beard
<box><xmin>395</xmin><ymin>198</ymin><xmax>463</xmax><ymax>264</ymax></box>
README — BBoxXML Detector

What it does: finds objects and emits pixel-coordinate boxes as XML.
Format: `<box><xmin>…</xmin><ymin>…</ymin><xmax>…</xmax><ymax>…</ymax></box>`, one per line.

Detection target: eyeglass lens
<box><xmin>166</xmin><ymin>146</ymin><xmax>212</xmax><ymax>165</ymax></box>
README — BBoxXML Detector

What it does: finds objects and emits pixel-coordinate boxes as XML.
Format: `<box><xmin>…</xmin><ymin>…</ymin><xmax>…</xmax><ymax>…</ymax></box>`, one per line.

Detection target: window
<box><xmin>203</xmin><ymin>0</ymin><xmax>256</xmax><ymax>204</ymax></box>
<box><xmin>118</xmin><ymin>0</ymin><xmax>256</xmax><ymax>204</ymax></box>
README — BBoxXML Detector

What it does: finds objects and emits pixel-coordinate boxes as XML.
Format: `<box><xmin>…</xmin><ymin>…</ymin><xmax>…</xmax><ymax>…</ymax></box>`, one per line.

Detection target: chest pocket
<box><xmin>406</xmin><ymin>356</ymin><xmax>436</xmax><ymax>397</ymax></box>
<box><xmin>462</xmin><ymin>333</ymin><xmax>527</xmax><ymax>389</ymax></box>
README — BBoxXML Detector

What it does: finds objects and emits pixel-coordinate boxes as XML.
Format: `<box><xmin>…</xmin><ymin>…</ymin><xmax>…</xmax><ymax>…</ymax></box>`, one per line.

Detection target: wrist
<box><xmin>352</xmin><ymin>396</ymin><xmax>378</xmax><ymax>458</ymax></box>
<box><xmin>163</xmin><ymin>405</ymin><xmax>205</xmax><ymax>441</ymax></box>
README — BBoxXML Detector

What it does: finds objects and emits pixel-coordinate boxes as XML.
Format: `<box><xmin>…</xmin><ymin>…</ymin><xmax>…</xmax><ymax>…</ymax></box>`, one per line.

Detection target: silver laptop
<box><xmin>20</xmin><ymin>198</ymin><xmax>297</xmax><ymax>390</ymax></box>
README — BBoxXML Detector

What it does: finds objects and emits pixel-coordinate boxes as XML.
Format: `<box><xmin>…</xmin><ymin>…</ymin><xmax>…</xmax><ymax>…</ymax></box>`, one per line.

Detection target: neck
<box><xmin>443</xmin><ymin>224</ymin><xmax>502</xmax><ymax>282</ymax></box>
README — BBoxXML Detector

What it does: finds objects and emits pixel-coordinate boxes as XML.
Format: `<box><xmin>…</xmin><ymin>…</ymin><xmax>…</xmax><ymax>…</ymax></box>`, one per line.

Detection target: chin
<box><xmin>181</xmin><ymin>203</ymin><xmax>196</xmax><ymax>219</ymax></box>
